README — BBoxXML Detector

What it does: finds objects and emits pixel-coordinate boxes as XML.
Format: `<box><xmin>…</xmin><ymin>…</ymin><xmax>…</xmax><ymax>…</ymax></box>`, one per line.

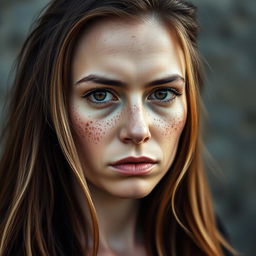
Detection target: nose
<box><xmin>119</xmin><ymin>103</ymin><xmax>151</xmax><ymax>145</ymax></box>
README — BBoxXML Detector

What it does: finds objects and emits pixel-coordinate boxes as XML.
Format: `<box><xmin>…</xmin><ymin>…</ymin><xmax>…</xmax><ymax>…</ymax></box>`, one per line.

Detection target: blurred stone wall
<box><xmin>0</xmin><ymin>0</ymin><xmax>255</xmax><ymax>255</ymax></box>
<box><xmin>195</xmin><ymin>1</ymin><xmax>256</xmax><ymax>255</ymax></box>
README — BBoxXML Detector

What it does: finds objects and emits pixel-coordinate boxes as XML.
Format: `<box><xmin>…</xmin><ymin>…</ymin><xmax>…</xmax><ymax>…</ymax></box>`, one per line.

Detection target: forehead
<box><xmin>76</xmin><ymin>16</ymin><xmax>180</xmax><ymax>54</ymax></box>
<box><xmin>72</xmin><ymin>16</ymin><xmax>185</xmax><ymax>81</ymax></box>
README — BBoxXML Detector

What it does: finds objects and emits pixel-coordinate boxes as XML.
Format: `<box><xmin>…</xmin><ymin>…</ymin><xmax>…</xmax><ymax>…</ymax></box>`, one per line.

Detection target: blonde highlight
<box><xmin>0</xmin><ymin>1</ymin><xmax>237</xmax><ymax>255</ymax></box>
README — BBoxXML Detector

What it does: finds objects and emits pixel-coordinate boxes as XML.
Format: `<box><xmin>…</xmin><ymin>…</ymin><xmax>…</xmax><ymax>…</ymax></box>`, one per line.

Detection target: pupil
<box><xmin>155</xmin><ymin>90</ymin><xmax>167</xmax><ymax>99</ymax></box>
<box><xmin>94</xmin><ymin>91</ymin><xmax>106</xmax><ymax>101</ymax></box>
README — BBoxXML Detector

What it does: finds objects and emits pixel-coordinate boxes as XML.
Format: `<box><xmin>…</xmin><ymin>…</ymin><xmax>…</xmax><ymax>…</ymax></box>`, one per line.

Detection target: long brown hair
<box><xmin>0</xmin><ymin>0</ymin><xmax>236</xmax><ymax>255</ymax></box>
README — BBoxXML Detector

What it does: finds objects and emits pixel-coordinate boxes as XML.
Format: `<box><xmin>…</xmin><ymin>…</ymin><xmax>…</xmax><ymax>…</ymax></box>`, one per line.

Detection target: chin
<box><xmin>109</xmin><ymin>182</ymin><xmax>155</xmax><ymax>199</ymax></box>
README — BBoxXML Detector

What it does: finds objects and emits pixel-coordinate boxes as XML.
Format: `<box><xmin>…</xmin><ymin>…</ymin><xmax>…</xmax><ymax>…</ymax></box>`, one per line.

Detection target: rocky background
<box><xmin>0</xmin><ymin>0</ymin><xmax>255</xmax><ymax>255</ymax></box>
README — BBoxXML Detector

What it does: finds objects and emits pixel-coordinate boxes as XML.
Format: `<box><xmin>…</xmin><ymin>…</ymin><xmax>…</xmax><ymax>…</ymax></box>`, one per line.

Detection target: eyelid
<box><xmin>148</xmin><ymin>86</ymin><xmax>183</xmax><ymax>99</ymax></box>
<box><xmin>150</xmin><ymin>86</ymin><xmax>182</xmax><ymax>95</ymax></box>
<box><xmin>147</xmin><ymin>87</ymin><xmax>182</xmax><ymax>103</ymax></box>
<box><xmin>82</xmin><ymin>88</ymin><xmax>119</xmax><ymax>105</ymax></box>
<box><xmin>82</xmin><ymin>88</ymin><xmax>116</xmax><ymax>97</ymax></box>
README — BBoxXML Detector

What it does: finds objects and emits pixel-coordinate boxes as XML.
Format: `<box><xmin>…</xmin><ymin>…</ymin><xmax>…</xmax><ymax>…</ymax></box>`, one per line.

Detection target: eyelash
<box><xmin>82</xmin><ymin>87</ymin><xmax>182</xmax><ymax>105</ymax></box>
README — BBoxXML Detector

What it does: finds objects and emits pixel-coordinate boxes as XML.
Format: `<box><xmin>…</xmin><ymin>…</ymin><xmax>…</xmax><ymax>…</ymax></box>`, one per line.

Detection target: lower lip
<box><xmin>109</xmin><ymin>163</ymin><xmax>156</xmax><ymax>175</ymax></box>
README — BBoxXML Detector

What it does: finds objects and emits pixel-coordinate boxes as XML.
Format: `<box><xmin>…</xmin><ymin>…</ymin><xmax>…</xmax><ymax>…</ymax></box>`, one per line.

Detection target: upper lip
<box><xmin>110</xmin><ymin>156</ymin><xmax>158</xmax><ymax>165</ymax></box>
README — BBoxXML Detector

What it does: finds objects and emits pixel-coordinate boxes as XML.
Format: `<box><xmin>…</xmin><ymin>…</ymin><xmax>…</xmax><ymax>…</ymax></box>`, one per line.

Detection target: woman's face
<box><xmin>69</xmin><ymin>17</ymin><xmax>187</xmax><ymax>199</ymax></box>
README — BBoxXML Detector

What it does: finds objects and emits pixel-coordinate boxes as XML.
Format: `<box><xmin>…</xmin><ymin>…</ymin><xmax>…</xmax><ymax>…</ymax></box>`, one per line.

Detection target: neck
<box><xmin>88</xmin><ymin>182</ymin><xmax>140</xmax><ymax>247</ymax></box>
<box><xmin>73</xmin><ymin>179</ymin><xmax>143</xmax><ymax>253</ymax></box>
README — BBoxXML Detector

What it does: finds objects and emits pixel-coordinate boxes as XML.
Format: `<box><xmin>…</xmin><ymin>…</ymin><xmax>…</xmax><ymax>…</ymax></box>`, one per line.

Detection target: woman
<box><xmin>0</xmin><ymin>0</ymin><xmax>237</xmax><ymax>255</ymax></box>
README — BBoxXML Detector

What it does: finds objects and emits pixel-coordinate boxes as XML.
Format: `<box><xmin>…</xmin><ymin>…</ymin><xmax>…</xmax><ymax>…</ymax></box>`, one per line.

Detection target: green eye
<box><xmin>92</xmin><ymin>91</ymin><xmax>107</xmax><ymax>101</ymax></box>
<box><xmin>83</xmin><ymin>89</ymin><xmax>118</xmax><ymax>105</ymax></box>
<box><xmin>149</xmin><ymin>88</ymin><xmax>180</xmax><ymax>103</ymax></box>
<box><xmin>154</xmin><ymin>90</ymin><xmax>169</xmax><ymax>100</ymax></box>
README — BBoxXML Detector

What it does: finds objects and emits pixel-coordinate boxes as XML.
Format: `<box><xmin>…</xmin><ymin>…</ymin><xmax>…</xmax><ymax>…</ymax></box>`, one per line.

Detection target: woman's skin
<box><xmin>69</xmin><ymin>16</ymin><xmax>187</xmax><ymax>255</ymax></box>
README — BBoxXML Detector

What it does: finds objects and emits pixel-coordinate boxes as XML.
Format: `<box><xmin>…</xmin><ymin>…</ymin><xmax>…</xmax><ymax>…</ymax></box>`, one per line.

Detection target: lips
<box><xmin>109</xmin><ymin>156</ymin><xmax>158</xmax><ymax>175</ymax></box>
<box><xmin>110</xmin><ymin>156</ymin><xmax>157</xmax><ymax>165</ymax></box>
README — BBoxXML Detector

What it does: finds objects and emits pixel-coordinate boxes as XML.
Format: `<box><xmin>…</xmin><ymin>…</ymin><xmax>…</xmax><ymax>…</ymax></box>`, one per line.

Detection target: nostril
<box><xmin>143</xmin><ymin>136</ymin><xmax>150</xmax><ymax>143</ymax></box>
<box><xmin>121</xmin><ymin>133</ymin><xmax>150</xmax><ymax>145</ymax></box>
<box><xmin>132</xmin><ymin>134</ymin><xmax>150</xmax><ymax>144</ymax></box>
<box><xmin>144</xmin><ymin>137</ymin><xmax>149</xmax><ymax>142</ymax></box>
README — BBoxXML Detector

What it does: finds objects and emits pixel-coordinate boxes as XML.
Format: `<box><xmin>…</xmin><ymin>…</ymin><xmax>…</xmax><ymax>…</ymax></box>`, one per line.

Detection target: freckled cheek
<box><xmin>153</xmin><ymin>111</ymin><xmax>187</xmax><ymax>139</ymax></box>
<box><xmin>70</xmin><ymin>108</ymin><xmax>122</xmax><ymax>145</ymax></box>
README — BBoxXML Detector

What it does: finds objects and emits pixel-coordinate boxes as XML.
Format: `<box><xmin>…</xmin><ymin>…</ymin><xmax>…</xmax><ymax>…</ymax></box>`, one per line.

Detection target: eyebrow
<box><xmin>75</xmin><ymin>74</ymin><xmax>185</xmax><ymax>87</ymax></box>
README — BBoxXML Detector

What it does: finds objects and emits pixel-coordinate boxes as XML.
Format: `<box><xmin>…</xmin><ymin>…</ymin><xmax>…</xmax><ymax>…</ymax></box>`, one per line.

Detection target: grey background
<box><xmin>0</xmin><ymin>0</ymin><xmax>255</xmax><ymax>255</ymax></box>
